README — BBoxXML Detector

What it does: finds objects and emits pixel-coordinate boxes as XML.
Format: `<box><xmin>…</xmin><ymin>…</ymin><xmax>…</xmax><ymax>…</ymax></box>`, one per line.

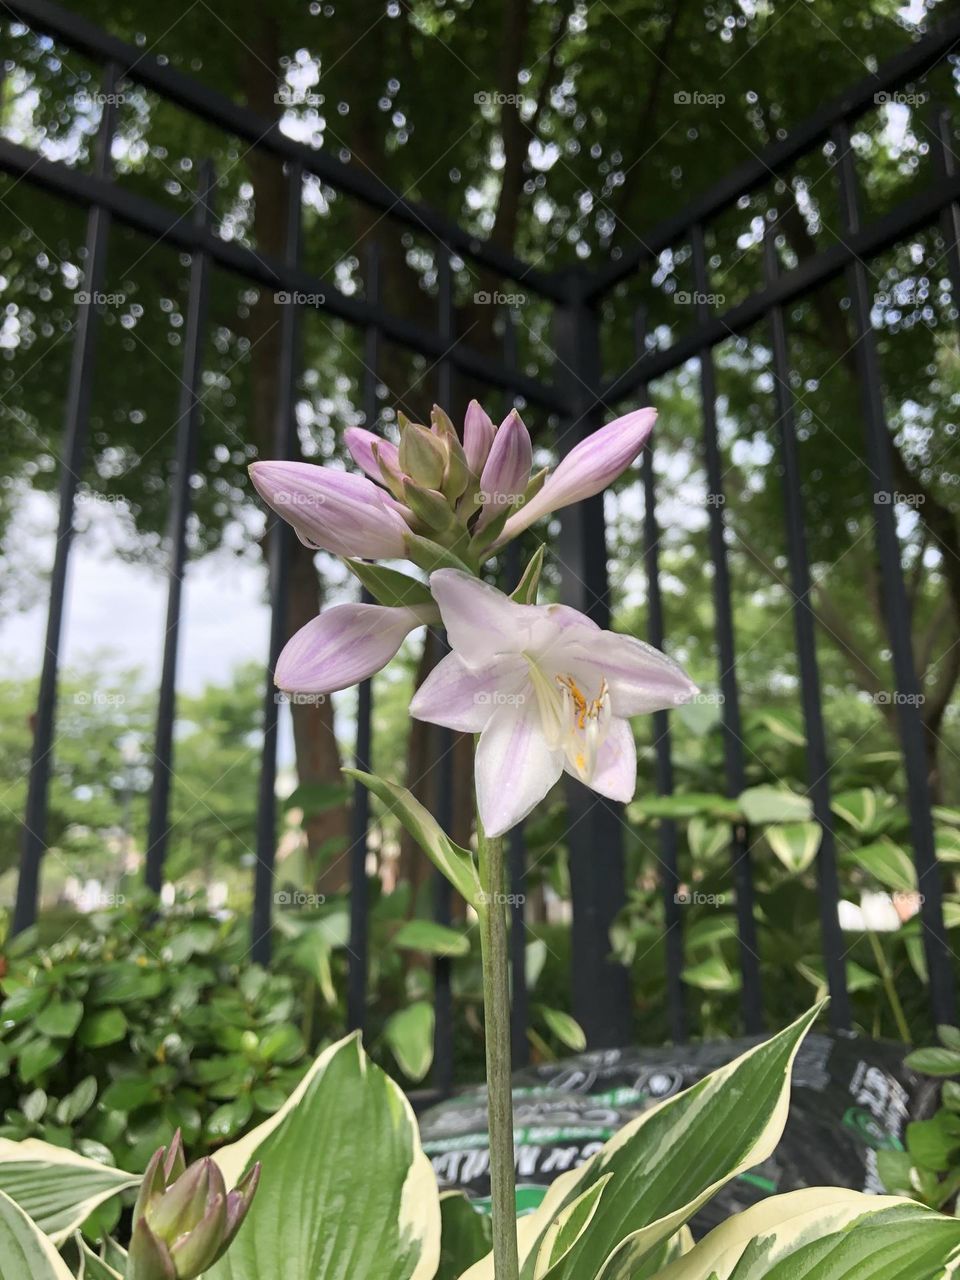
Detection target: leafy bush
<box><xmin>0</xmin><ymin>899</ymin><xmax>310</xmax><ymax>1173</ymax></box>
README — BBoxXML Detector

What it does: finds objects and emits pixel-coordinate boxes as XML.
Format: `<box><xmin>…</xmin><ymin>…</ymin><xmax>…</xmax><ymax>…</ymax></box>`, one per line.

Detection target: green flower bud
<box><xmin>399</xmin><ymin>423</ymin><xmax>446</xmax><ymax>490</ymax></box>
<box><xmin>128</xmin><ymin>1134</ymin><xmax>260</xmax><ymax>1280</ymax></box>
<box><xmin>402</xmin><ymin>479</ymin><xmax>458</xmax><ymax>534</ymax></box>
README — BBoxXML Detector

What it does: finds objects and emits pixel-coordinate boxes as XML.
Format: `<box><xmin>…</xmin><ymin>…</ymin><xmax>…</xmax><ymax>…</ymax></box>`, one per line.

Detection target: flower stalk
<box><xmin>476</xmin><ymin>802</ymin><xmax>520</xmax><ymax>1280</ymax></box>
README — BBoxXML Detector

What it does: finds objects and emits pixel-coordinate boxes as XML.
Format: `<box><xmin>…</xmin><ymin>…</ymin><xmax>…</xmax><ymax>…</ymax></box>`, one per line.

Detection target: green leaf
<box><xmin>764</xmin><ymin>821</ymin><xmax>822</xmax><ymax>873</ymax></box>
<box><xmin>0</xmin><ymin>1189</ymin><xmax>75</xmax><ymax>1280</ymax></box>
<box><xmin>99</xmin><ymin>1078</ymin><xmax>159</xmax><ymax>1112</ymax></box>
<box><xmin>682</xmin><ymin>955</ymin><xmax>741</xmax><ymax>993</ymax></box>
<box><xmin>344</xmin><ymin>559</ymin><xmax>435</xmax><ymax>608</ymax></box>
<box><xmin>906</xmin><ymin>1116</ymin><xmax>959</xmax><ymax>1173</ymax></box>
<box><xmin>738</xmin><ymin>786</ymin><xmax>812</xmax><ymax>825</ymax></box>
<box><xmin>510</xmin><ymin>545</ymin><xmax>545</xmax><ymax>604</ymax></box>
<box><xmin>436</xmin><ymin>1193</ymin><xmax>492</xmax><ymax>1280</ymax></box>
<box><xmin>344</xmin><ymin>769</ymin><xmax>482</xmax><ymax>908</ymax></box>
<box><xmin>75</xmin><ymin>1236</ymin><xmax>124</xmax><ymax>1280</ymax></box>
<box><xmin>875</xmin><ymin>1149</ymin><xmax>914</xmax><ymax>1196</ymax></box>
<box><xmin>687</xmin><ymin>818</ymin><xmax>730</xmax><ymax>862</ymax></box>
<box><xmin>903</xmin><ymin>1046</ymin><xmax>960</xmax><ymax>1076</ymax></box>
<box><xmin>629</xmin><ymin>793</ymin><xmax>737</xmax><ymax>821</ymax></box>
<box><xmin>848</xmin><ymin>841</ymin><xmax>917</xmax><ymax>894</ymax></box>
<box><xmin>831</xmin><ymin>788</ymin><xmax>881</xmax><ymax>834</ymax></box>
<box><xmin>0</xmin><ymin>1138</ymin><xmax>140</xmax><ymax>1245</ymax></box>
<box><xmin>56</xmin><ymin>1077</ymin><xmax>98</xmax><ymax>1124</ymax></box>
<box><xmin>208</xmin><ymin>1034</ymin><xmax>440</xmax><ymax>1280</ymax></box>
<box><xmin>78</xmin><ymin>1008</ymin><xmax>128</xmax><ymax>1048</ymax></box>
<box><xmin>384</xmin><ymin>1002</ymin><xmax>435</xmax><ymax>1082</ymax></box>
<box><xmin>533</xmin><ymin>1174</ymin><xmax>613</xmax><ymax>1279</ymax></box>
<box><xmin>393</xmin><ymin>920</ymin><xmax>470</xmax><ymax>958</ymax></box>
<box><xmin>539</xmin><ymin>1007</ymin><xmax>587</xmax><ymax>1053</ymax></box>
<box><xmin>461</xmin><ymin>1004</ymin><xmax>823</xmax><ymax>1280</ymax></box>
<box><xmin>19</xmin><ymin>1040</ymin><xmax>61</xmax><ymax>1084</ymax></box>
<box><xmin>652</xmin><ymin>1189</ymin><xmax>960</xmax><ymax>1280</ymax></box>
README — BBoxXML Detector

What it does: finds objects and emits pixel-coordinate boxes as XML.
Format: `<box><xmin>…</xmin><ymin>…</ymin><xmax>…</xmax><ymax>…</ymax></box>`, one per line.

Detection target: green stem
<box><xmin>867</xmin><ymin>930</ymin><xmax>912</xmax><ymax>1045</ymax></box>
<box><xmin>477</xmin><ymin>808</ymin><xmax>520</xmax><ymax>1280</ymax></box>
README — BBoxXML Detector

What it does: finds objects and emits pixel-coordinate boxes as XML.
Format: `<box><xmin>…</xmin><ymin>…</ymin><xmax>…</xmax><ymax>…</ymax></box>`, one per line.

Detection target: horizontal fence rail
<box><xmin>2</xmin><ymin>0</ymin><xmax>958</xmax><ymax>1078</ymax></box>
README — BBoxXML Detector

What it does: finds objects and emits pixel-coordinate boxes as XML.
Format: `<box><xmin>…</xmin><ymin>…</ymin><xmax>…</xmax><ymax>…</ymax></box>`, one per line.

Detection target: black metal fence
<box><xmin>4</xmin><ymin>0</ymin><xmax>960</xmax><ymax>1078</ymax></box>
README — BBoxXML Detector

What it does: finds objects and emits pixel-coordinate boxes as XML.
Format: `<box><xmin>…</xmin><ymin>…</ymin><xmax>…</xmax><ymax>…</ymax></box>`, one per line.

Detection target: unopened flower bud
<box><xmin>128</xmin><ymin>1135</ymin><xmax>260</xmax><ymax>1280</ymax></box>
<box><xmin>399</xmin><ymin>422</ymin><xmax>446</xmax><ymax>489</ymax></box>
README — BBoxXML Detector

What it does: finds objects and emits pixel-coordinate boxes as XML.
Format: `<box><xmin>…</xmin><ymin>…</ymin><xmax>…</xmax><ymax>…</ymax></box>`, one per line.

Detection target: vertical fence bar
<box><xmin>690</xmin><ymin>223</ymin><xmax>764</xmax><ymax>1033</ymax></box>
<box><xmin>432</xmin><ymin>248</ymin><xmax>456</xmax><ymax>1094</ymax></box>
<box><xmin>834</xmin><ymin>124</ymin><xmax>956</xmax><ymax>1026</ymax></box>
<box><xmin>554</xmin><ymin>272</ymin><xmax>632</xmax><ymax>1047</ymax></box>
<box><xmin>763</xmin><ymin>228</ymin><xmax>851</xmax><ymax>1028</ymax></box>
<box><xmin>145</xmin><ymin>161</ymin><xmax>215</xmax><ymax>892</ymax></box>
<box><xmin>503</xmin><ymin>310</ymin><xmax>530</xmax><ymax>1065</ymax></box>
<box><xmin>634</xmin><ymin>310</ymin><xmax>687</xmax><ymax>1043</ymax></box>
<box><xmin>251</xmin><ymin>163</ymin><xmax>304</xmax><ymax>963</ymax></box>
<box><xmin>347</xmin><ymin>240</ymin><xmax>381</xmax><ymax>1031</ymax></box>
<box><xmin>14</xmin><ymin>63</ymin><xmax>119</xmax><ymax>934</ymax></box>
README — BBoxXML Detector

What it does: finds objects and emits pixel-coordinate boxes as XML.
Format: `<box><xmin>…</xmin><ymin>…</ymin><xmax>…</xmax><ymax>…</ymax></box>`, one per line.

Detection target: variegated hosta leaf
<box><xmin>0</xmin><ymin>1189</ymin><xmax>74</xmax><ymax>1280</ymax></box>
<box><xmin>436</xmin><ymin>1193</ymin><xmax>492</xmax><ymax>1280</ymax></box>
<box><xmin>460</xmin><ymin>1004</ymin><xmax>823</xmax><ymax>1280</ymax></box>
<box><xmin>0</xmin><ymin>1138</ymin><xmax>140</xmax><ymax>1245</ymax></box>
<box><xmin>207</xmin><ymin>1032</ymin><xmax>440</xmax><ymax>1280</ymax></box>
<box><xmin>76</xmin><ymin>1235</ymin><xmax>124</xmax><ymax>1280</ymax></box>
<box><xmin>653</xmin><ymin>1188</ymin><xmax>960</xmax><ymax>1279</ymax></box>
<box><xmin>764</xmin><ymin>822</ymin><xmax>822</xmax><ymax>874</ymax></box>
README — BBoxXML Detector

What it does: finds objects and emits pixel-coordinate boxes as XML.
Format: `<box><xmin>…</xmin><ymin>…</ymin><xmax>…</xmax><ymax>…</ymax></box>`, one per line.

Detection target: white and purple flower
<box><xmin>409</xmin><ymin>570</ymin><xmax>697</xmax><ymax>836</ymax></box>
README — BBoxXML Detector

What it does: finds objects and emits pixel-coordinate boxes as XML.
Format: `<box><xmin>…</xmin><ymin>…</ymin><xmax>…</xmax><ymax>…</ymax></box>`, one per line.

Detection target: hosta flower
<box><xmin>410</xmin><ymin>570</ymin><xmax>697</xmax><ymax>836</ymax></box>
<box><xmin>249</xmin><ymin>461</ymin><xmax>409</xmax><ymax>559</ymax></box>
<box><xmin>128</xmin><ymin>1132</ymin><xmax>259</xmax><ymax>1280</ymax></box>
<box><xmin>275</xmin><ymin>601</ymin><xmax>437</xmax><ymax>694</ymax></box>
<box><xmin>475</xmin><ymin>408</ymin><xmax>533</xmax><ymax>532</ymax></box>
<box><xmin>492</xmin><ymin>406</ymin><xmax>656</xmax><ymax>547</ymax></box>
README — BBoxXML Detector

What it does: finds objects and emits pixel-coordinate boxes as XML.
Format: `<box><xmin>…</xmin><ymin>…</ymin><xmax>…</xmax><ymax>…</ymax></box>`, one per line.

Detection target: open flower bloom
<box><xmin>276</xmin><ymin>601</ymin><xmax>437</xmax><ymax>694</ymax></box>
<box><xmin>410</xmin><ymin>570</ymin><xmax>698</xmax><ymax>836</ymax></box>
<box><xmin>492</xmin><ymin>406</ymin><xmax>656</xmax><ymax>547</ymax></box>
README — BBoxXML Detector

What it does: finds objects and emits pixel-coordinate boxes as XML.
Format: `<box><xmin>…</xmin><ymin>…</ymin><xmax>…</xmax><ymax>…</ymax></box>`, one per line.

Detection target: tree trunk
<box><xmin>241</xmin><ymin>10</ymin><xmax>349</xmax><ymax>889</ymax></box>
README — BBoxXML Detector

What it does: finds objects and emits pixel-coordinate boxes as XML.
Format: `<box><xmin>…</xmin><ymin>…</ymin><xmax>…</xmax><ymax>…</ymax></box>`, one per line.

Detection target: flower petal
<box><xmin>275</xmin><ymin>602</ymin><xmax>431</xmax><ymax>693</ymax></box>
<box><xmin>475</xmin><ymin>409</ymin><xmax>533</xmax><ymax>531</ymax></box>
<box><xmin>493</xmin><ymin>407</ymin><xmax>656</xmax><ymax>546</ymax></box>
<box><xmin>564</xmin><ymin>629</ymin><xmax>698</xmax><ymax>715</ymax></box>
<box><xmin>463</xmin><ymin>400</ymin><xmax>496</xmax><ymax>475</ymax></box>
<box><xmin>249</xmin><ymin>461</ymin><xmax>409</xmax><ymax>559</ymax></box>
<box><xmin>410</xmin><ymin>651</ymin><xmax>529</xmax><ymax>732</ymax></box>
<box><xmin>582</xmin><ymin>717</ymin><xmax>637</xmax><ymax>803</ymax></box>
<box><xmin>344</xmin><ymin>427</ymin><xmax>401</xmax><ymax>486</ymax></box>
<box><xmin>428</xmin><ymin>569</ymin><xmax>538</xmax><ymax>668</ymax></box>
<box><xmin>476</xmin><ymin>702</ymin><xmax>564</xmax><ymax>837</ymax></box>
